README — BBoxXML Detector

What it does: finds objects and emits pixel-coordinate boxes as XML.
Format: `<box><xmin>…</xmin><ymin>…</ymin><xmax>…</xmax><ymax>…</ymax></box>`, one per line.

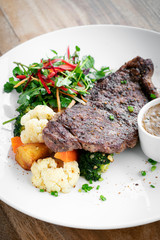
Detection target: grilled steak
<box><xmin>43</xmin><ymin>56</ymin><xmax>159</xmax><ymax>153</ymax></box>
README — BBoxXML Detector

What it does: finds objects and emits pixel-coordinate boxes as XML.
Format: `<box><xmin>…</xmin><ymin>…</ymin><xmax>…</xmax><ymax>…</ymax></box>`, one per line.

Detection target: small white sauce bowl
<box><xmin>138</xmin><ymin>97</ymin><xmax>160</xmax><ymax>162</ymax></box>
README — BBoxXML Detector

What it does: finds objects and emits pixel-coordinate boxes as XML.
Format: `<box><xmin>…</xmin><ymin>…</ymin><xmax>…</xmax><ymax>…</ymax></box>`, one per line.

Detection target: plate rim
<box><xmin>1</xmin><ymin>192</ymin><xmax>160</xmax><ymax>230</ymax></box>
<box><xmin>1</xmin><ymin>24</ymin><xmax>160</xmax><ymax>59</ymax></box>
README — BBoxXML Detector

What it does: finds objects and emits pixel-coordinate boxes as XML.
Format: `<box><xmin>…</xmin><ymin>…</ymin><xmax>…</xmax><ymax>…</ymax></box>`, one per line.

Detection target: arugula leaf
<box><xmin>48</xmin><ymin>96</ymin><xmax>72</xmax><ymax>108</ymax></box>
<box><xmin>82</xmin><ymin>55</ymin><xmax>95</xmax><ymax>69</ymax></box>
<box><xmin>17</xmin><ymin>88</ymin><xmax>41</xmax><ymax>105</ymax></box>
<box><xmin>92</xmin><ymin>66</ymin><xmax>111</xmax><ymax>80</ymax></box>
<box><xmin>31</xmin><ymin>101</ymin><xmax>43</xmax><ymax>108</ymax></box>
<box><xmin>9</xmin><ymin>77</ymin><xmax>19</xmax><ymax>85</ymax></box>
<box><xmin>76</xmin><ymin>46</ymin><xmax>80</xmax><ymax>51</ymax></box>
<box><xmin>18</xmin><ymin>94</ymin><xmax>30</xmax><ymax>106</ymax></box>
<box><xmin>48</xmin><ymin>99</ymin><xmax>57</xmax><ymax>108</ymax></box>
<box><xmin>55</xmin><ymin>76</ymin><xmax>72</xmax><ymax>87</ymax></box>
<box><xmin>40</xmin><ymin>88</ymin><xmax>47</xmax><ymax>95</ymax></box>
<box><xmin>4</xmin><ymin>82</ymin><xmax>14</xmax><ymax>93</ymax></box>
<box><xmin>93</xmin><ymin>70</ymin><xmax>106</xmax><ymax>79</ymax></box>
<box><xmin>50</xmin><ymin>49</ymin><xmax>58</xmax><ymax>55</ymax></box>
<box><xmin>4</xmin><ymin>77</ymin><xmax>22</xmax><ymax>93</ymax></box>
<box><xmin>101</xmin><ymin>66</ymin><xmax>110</xmax><ymax>71</ymax></box>
<box><xmin>42</xmin><ymin>69</ymin><xmax>49</xmax><ymax>77</ymax></box>
<box><xmin>13</xmin><ymin>66</ymin><xmax>24</xmax><ymax>77</ymax></box>
<box><xmin>60</xmin><ymin>96</ymin><xmax>72</xmax><ymax>108</ymax></box>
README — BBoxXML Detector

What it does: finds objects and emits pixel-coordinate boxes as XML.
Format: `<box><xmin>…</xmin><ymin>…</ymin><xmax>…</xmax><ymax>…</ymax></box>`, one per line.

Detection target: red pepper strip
<box><xmin>43</xmin><ymin>62</ymin><xmax>50</xmax><ymax>68</ymax></box>
<box><xmin>60</xmin><ymin>86</ymin><xmax>78</xmax><ymax>94</ymax></box>
<box><xmin>67</xmin><ymin>46</ymin><xmax>70</xmax><ymax>59</ymax></box>
<box><xmin>48</xmin><ymin>71</ymin><xmax>57</xmax><ymax>78</ymax></box>
<box><xmin>55</xmin><ymin>65</ymin><xmax>75</xmax><ymax>71</ymax></box>
<box><xmin>43</xmin><ymin>59</ymin><xmax>57</xmax><ymax>70</ymax></box>
<box><xmin>59</xmin><ymin>86</ymin><xmax>69</xmax><ymax>92</ymax></box>
<box><xmin>49</xmin><ymin>59</ymin><xmax>56</xmax><ymax>71</ymax></box>
<box><xmin>48</xmin><ymin>59</ymin><xmax>58</xmax><ymax>76</ymax></box>
<box><xmin>49</xmin><ymin>59</ymin><xmax>77</xmax><ymax>68</ymax></box>
<box><xmin>23</xmin><ymin>76</ymin><xmax>32</xmax><ymax>90</ymax></box>
<box><xmin>61</xmin><ymin>59</ymin><xmax>77</xmax><ymax>68</ymax></box>
<box><xmin>16</xmin><ymin>75</ymin><xmax>26</xmax><ymax>80</ymax></box>
<box><xmin>43</xmin><ymin>59</ymin><xmax>77</xmax><ymax>70</ymax></box>
<box><xmin>38</xmin><ymin>70</ymin><xmax>51</xmax><ymax>94</ymax></box>
<box><xmin>40</xmin><ymin>74</ymin><xmax>55</xmax><ymax>87</ymax></box>
<box><xmin>77</xmin><ymin>82</ymin><xmax>83</xmax><ymax>87</ymax></box>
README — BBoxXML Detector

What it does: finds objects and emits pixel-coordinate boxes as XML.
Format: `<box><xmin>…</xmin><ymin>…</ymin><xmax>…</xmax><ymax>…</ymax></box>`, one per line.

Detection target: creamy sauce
<box><xmin>142</xmin><ymin>103</ymin><xmax>160</xmax><ymax>136</ymax></box>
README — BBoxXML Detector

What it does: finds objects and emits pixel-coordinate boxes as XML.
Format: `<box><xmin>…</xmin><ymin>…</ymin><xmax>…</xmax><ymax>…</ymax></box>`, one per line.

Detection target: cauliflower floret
<box><xmin>20</xmin><ymin>105</ymin><xmax>55</xmax><ymax>144</ymax></box>
<box><xmin>21</xmin><ymin>119</ymin><xmax>48</xmax><ymax>143</ymax></box>
<box><xmin>31</xmin><ymin>157</ymin><xmax>80</xmax><ymax>193</ymax></box>
<box><xmin>21</xmin><ymin>105</ymin><xmax>55</xmax><ymax>125</ymax></box>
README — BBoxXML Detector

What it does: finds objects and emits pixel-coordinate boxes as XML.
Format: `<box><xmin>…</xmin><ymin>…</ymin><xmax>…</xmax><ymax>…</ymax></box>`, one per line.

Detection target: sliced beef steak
<box><xmin>43</xmin><ymin>56</ymin><xmax>159</xmax><ymax>153</ymax></box>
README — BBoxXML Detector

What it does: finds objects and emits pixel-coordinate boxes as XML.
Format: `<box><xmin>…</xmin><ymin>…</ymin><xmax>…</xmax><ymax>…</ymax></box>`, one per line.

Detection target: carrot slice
<box><xmin>54</xmin><ymin>150</ymin><xmax>78</xmax><ymax>162</ymax></box>
<box><xmin>11</xmin><ymin>136</ymin><xmax>23</xmax><ymax>153</ymax></box>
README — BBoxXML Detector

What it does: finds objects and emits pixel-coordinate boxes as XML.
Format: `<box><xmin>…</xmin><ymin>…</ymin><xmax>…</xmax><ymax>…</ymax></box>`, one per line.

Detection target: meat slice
<box><xmin>43</xmin><ymin>56</ymin><xmax>159</xmax><ymax>153</ymax></box>
<box><xmin>43</xmin><ymin>120</ymin><xmax>82</xmax><ymax>152</ymax></box>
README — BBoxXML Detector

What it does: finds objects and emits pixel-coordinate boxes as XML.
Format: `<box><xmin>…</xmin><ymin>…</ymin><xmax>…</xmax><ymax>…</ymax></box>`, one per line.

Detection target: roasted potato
<box><xmin>15</xmin><ymin>143</ymin><xmax>51</xmax><ymax>170</ymax></box>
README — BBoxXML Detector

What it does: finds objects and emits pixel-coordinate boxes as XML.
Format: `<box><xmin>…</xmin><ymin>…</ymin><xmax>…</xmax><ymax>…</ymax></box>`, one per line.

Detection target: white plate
<box><xmin>0</xmin><ymin>25</ymin><xmax>160</xmax><ymax>230</ymax></box>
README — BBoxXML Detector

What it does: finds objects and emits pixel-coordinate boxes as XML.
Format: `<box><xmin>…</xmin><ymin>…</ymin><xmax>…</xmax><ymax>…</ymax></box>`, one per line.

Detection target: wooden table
<box><xmin>0</xmin><ymin>0</ymin><xmax>160</xmax><ymax>239</ymax></box>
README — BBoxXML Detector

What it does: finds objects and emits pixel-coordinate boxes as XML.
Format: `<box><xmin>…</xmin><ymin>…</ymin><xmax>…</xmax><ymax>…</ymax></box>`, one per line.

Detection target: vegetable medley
<box><xmin>3</xmin><ymin>46</ymin><xmax>113</xmax><ymax>196</ymax></box>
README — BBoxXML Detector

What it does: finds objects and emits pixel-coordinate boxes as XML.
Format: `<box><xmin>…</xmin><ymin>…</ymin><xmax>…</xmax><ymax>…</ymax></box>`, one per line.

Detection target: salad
<box><xmin>4</xmin><ymin>46</ymin><xmax>110</xmax><ymax>136</ymax></box>
<box><xmin>3</xmin><ymin>46</ymin><xmax>113</xmax><ymax>195</ymax></box>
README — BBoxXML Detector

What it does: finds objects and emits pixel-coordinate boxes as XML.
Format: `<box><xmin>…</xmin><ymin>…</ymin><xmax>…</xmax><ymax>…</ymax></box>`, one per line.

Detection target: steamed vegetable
<box><xmin>54</xmin><ymin>150</ymin><xmax>78</xmax><ymax>162</ymax></box>
<box><xmin>20</xmin><ymin>105</ymin><xmax>55</xmax><ymax>144</ymax></box>
<box><xmin>31</xmin><ymin>157</ymin><xmax>80</xmax><ymax>193</ymax></box>
<box><xmin>11</xmin><ymin>136</ymin><xmax>23</xmax><ymax>153</ymax></box>
<box><xmin>79</xmin><ymin>151</ymin><xmax>113</xmax><ymax>181</ymax></box>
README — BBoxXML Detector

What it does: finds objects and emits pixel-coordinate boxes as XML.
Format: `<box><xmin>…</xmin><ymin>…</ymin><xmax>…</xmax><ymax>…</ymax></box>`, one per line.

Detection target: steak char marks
<box><xmin>43</xmin><ymin>56</ymin><xmax>159</xmax><ymax>153</ymax></box>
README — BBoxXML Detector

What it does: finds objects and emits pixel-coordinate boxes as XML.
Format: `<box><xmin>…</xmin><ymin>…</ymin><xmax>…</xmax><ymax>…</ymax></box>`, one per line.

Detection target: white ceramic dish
<box><xmin>138</xmin><ymin>97</ymin><xmax>160</xmax><ymax>162</ymax></box>
<box><xmin>0</xmin><ymin>25</ymin><xmax>160</xmax><ymax>230</ymax></box>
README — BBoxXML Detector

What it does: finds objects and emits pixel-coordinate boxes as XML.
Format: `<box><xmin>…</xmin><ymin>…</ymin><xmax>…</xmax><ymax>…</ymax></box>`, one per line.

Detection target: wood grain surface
<box><xmin>0</xmin><ymin>0</ymin><xmax>160</xmax><ymax>239</ymax></box>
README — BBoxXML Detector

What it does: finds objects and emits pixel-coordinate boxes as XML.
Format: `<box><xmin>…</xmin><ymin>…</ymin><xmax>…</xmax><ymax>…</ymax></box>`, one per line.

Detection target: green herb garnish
<box><xmin>109</xmin><ymin>115</ymin><xmax>114</xmax><ymax>121</ymax></box>
<box><xmin>99</xmin><ymin>177</ymin><xmax>104</xmax><ymax>181</ymax></box>
<box><xmin>40</xmin><ymin>189</ymin><xmax>45</xmax><ymax>192</ymax></box>
<box><xmin>150</xmin><ymin>93</ymin><xmax>156</xmax><ymax>99</ymax></box>
<box><xmin>141</xmin><ymin>171</ymin><xmax>146</xmax><ymax>176</ymax></box>
<box><xmin>121</xmin><ymin>80</ymin><xmax>127</xmax><ymax>84</ymax></box>
<box><xmin>100</xmin><ymin>195</ymin><xmax>106</xmax><ymax>201</ymax></box>
<box><xmin>148</xmin><ymin>158</ymin><xmax>157</xmax><ymax>165</ymax></box>
<box><xmin>150</xmin><ymin>185</ymin><xmax>155</xmax><ymax>188</ymax></box>
<box><xmin>81</xmin><ymin>184</ymin><xmax>93</xmax><ymax>192</ymax></box>
<box><xmin>128</xmin><ymin>106</ymin><xmax>134</xmax><ymax>112</ymax></box>
<box><xmin>96</xmin><ymin>185</ymin><xmax>100</xmax><ymax>190</ymax></box>
<box><xmin>151</xmin><ymin>166</ymin><xmax>157</xmax><ymax>172</ymax></box>
<box><xmin>51</xmin><ymin>191</ymin><xmax>58</xmax><ymax>197</ymax></box>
